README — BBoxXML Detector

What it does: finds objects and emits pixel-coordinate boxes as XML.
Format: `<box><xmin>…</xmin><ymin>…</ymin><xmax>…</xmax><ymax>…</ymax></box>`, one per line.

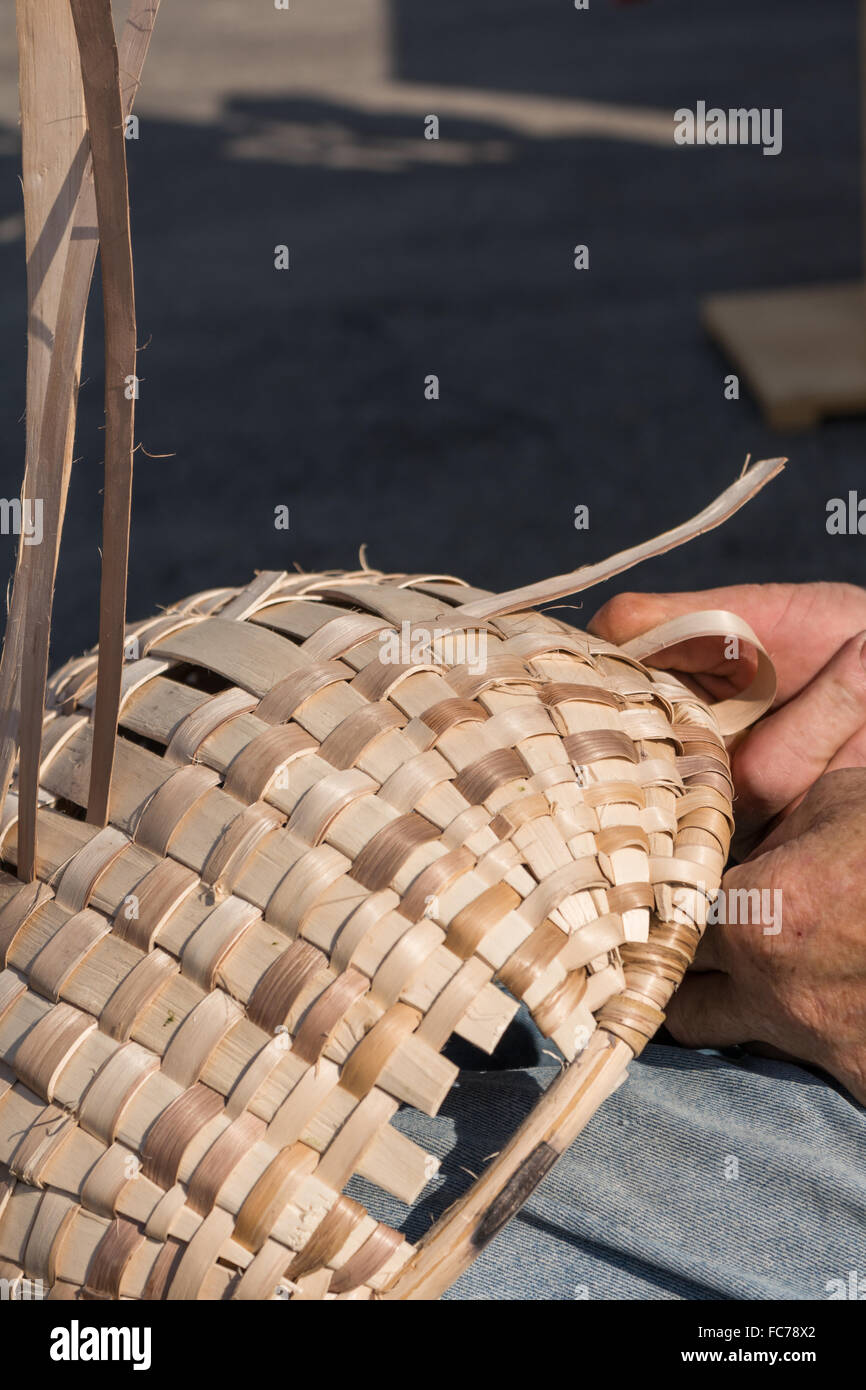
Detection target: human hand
<box><xmin>589</xmin><ymin>582</ymin><xmax>866</xmax><ymax>854</ymax></box>
<box><xmin>660</xmin><ymin>770</ymin><xmax>866</xmax><ymax>1105</ymax></box>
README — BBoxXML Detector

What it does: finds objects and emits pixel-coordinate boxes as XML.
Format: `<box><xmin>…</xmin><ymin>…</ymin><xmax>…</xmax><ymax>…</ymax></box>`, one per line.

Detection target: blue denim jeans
<box><xmin>349</xmin><ymin>1020</ymin><xmax>866</xmax><ymax>1300</ymax></box>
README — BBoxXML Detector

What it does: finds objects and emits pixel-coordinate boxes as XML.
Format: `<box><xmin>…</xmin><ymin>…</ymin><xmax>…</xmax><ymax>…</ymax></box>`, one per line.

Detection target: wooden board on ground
<box><xmin>702</xmin><ymin>282</ymin><xmax>866</xmax><ymax>431</ymax></box>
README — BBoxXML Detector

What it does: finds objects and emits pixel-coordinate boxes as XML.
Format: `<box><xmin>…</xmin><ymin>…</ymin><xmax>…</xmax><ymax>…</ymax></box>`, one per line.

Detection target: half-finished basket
<box><xmin>0</xmin><ymin>0</ymin><xmax>782</xmax><ymax>1300</ymax></box>
<box><xmin>0</xmin><ymin>558</ymin><xmax>777</xmax><ymax>1300</ymax></box>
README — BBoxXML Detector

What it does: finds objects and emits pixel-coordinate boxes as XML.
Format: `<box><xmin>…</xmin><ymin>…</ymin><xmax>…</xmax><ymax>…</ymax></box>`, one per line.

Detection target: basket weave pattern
<box><xmin>0</xmin><ymin>569</ymin><xmax>732</xmax><ymax>1299</ymax></box>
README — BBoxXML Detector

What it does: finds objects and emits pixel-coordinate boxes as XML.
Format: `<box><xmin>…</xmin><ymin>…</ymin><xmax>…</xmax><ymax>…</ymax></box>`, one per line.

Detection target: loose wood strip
<box><xmin>456</xmin><ymin>460</ymin><xmax>785</xmax><ymax>620</ymax></box>
<box><xmin>68</xmin><ymin>0</ymin><xmax>138</xmax><ymax>827</ymax></box>
<box><xmin>4</xmin><ymin>0</ymin><xmax>90</xmax><ymax>880</ymax></box>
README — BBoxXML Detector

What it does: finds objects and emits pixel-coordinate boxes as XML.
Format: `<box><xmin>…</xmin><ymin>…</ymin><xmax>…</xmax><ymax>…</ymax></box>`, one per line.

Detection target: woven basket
<box><xmin>0</xmin><ymin>0</ymin><xmax>787</xmax><ymax>1304</ymax></box>
<box><xmin>0</xmin><ymin>565</ymin><xmax>753</xmax><ymax>1299</ymax></box>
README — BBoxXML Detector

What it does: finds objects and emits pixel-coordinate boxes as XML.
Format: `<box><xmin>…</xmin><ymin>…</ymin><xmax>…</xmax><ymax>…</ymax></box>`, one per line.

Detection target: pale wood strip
<box><xmin>287</xmin><ymin>770</ymin><xmax>376</xmax><ymax>846</ymax></box>
<box><xmin>300</xmin><ymin>612</ymin><xmax>392</xmax><ymax>662</ymax></box>
<box><xmin>81</xmin><ymin>1144</ymin><xmax>138</xmax><ymax>1220</ymax></box>
<box><xmin>0</xmin><ymin>881</ymin><xmax>54</xmax><ymax>967</ymax></box>
<box><xmin>180</xmin><ymin>897</ymin><xmax>261</xmax><ymax>993</ymax></box>
<box><xmin>99</xmin><ymin>948</ymin><xmax>178</xmax><ymax>1041</ymax></box>
<box><xmin>150</xmin><ymin>617</ymin><xmax>312</xmax><ymax>697</ymax></box>
<box><xmin>231</xmin><ymin>1238</ymin><xmax>294</xmax><ymax>1300</ymax></box>
<box><xmin>78</xmin><ymin>1042</ymin><xmax>159</xmax><ymax>1145</ymax></box>
<box><xmin>315</xmin><ymin>1088</ymin><xmax>395</xmax><ymax>1192</ymax></box>
<box><xmin>53</xmin><ymin>825</ymin><xmax>129</xmax><ymax>912</ymax></box>
<box><xmin>165</xmin><ymin>686</ymin><xmax>257</xmax><ymax>766</ymax></box>
<box><xmin>24</xmin><ymin>1189</ymin><xmax>79</xmax><ymax>1286</ymax></box>
<box><xmin>28</xmin><ymin>909</ymin><xmax>111</xmax><ymax>1002</ymax></box>
<box><xmin>133</xmin><ymin>764</ymin><xmax>221</xmax><ymax>856</ymax></box>
<box><xmin>218</xmin><ymin>571</ymin><xmax>288</xmax><ymax>622</ymax></box>
<box><xmin>161</xmin><ymin>991</ymin><xmax>243</xmax><ymax>1089</ymax></box>
<box><xmin>10</xmin><ymin>1106</ymin><xmax>76</xmax><ymax>1186</ymax></box>
<box><xmin>166</xmin><ymin>1206</ymin><xmax>235</xmax><ymax>1300</ymax></box>
<box><xmin>200</xmin><ymin>802</ymin><xmax>284</xmax><ymax>892</ymax></box>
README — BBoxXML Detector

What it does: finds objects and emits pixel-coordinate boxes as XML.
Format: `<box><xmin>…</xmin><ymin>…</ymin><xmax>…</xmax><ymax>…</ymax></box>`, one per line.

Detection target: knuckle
<box><xmin>834</xmin><ymin>582</ymin><xmax>866</xmax><ymax>615</ymax></box>
<box><xmin>589</xmin><ymin>592</ymin><xmax>649</xmax><ymax>639</ymax></box>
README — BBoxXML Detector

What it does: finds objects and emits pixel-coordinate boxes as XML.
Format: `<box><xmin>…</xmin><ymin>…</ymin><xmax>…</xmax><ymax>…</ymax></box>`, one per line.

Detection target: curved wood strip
<box><xmin>141</xmin><ymin>1083</ymin><xmax>224</xmax><ymax>1190</ymax></box>
<box><xmin>99</xmin><ymin>948</ymin><xmax>178</xmax><ymax>1042</ymax></box>
<box><xmin>165</xmin><ymin>686</ymin><xmax>258</xmax><ymax>767</ymax></box>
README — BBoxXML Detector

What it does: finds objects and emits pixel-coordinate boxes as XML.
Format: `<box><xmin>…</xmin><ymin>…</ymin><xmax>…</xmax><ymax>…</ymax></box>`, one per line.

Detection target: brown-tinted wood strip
<box><xmin>291</xmin><ymin>968</ymin><xmax>369</xmax><ymax>1065</ymax></box>
<box><xmin>340</xmin><ymin>1003</ymin><xmax>420</xmax><ymax>1099</ymax></box>
<box><xmin>255</xmin><ymin>663</ymin><xmax>350</xmax><ymax>724</ymax></box>
<box><xmin>141</xmin><ymin>1083</ymin><xmax>224</xmax><ymax>1190</ymax></box>
<box><xmin>234</xmin><ymin>1142</ymin><xmax>318</xmax><ymax>1253</ymax></box>
<box><xmin>114</xmin><ymin>857</ymin><xmax>199</xmax><ymax>953</ymax></box>
<box><xmin>398</xmin><ymin>846</ymin><xmax>474</xmax><ymax>923</ymax></box>
<box><xmin>186</xmin><ymin>1109</ymin><xmax>266</xmax><ymax>1217</ymax></box>
<box><xmin>246</xmin><ymin>939</ymin><xmax>328</xmax><ymax>1035</ymax></box>
<box><xmin>223</xmin><ymin>725</ymin><xmax>317</xmax><ymax>802</ymax></box>
<box><xmin>453</xmin><ymin>748</ymin><xmax>529</xmax><ymax>805</ymax></box>
<box><xmin>446</xmin><ymin>882</ymin><xmax>522</xmax><ymax>961</ymax></box>
<box><xmin>85</xmin><ymin>1216</ymin><xmax>144</xmax><ymax>1299</ymax></box>
<box><xmin>285</xmin><ymin>1195</ymin><xmax>365</xmax><ymax>1281</ymax></box>
<box><xmin>318</xmin><ymin>701</ymin><xmax>405</xmax><ymax>771</ymax></box>
<box><xmin>351</xmin><ymin>813</ymin><xmax>439</xmax><ymax>893</ymax></box>
<box><xmin>563</xmin><ymin>730</ymin><xmax>639</xmax><ymax>765</ymax></box>
<box><xmin>328</xmin><ymin>1222</ymin><xmax>404</xmax><ymax>1295</ymax></box>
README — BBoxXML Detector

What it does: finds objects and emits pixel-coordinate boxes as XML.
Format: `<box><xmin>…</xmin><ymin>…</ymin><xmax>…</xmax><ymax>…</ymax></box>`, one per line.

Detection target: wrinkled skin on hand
<box><xmin>590</xmin><ymin>583</ymin><xmax>866</xmax><ymax>1104</ymax></box>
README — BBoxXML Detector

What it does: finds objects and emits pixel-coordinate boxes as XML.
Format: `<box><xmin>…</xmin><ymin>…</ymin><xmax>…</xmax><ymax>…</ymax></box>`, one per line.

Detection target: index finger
<box><xmin>588</xmin><ymin>582</ymin><xmax>866</xmax><ymax>705</ymax></box>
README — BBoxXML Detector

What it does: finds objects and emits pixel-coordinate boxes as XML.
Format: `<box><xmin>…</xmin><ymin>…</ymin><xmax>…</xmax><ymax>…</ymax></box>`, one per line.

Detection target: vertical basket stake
<box><xmin>0</xmin><ymin>0</ymin><xmax>159</xmax><ymax>878</ymax></box>
<box><xmin>69</xmin><ymin>0</ymin><xmax>138</xmax><ymax>828</ymax></box>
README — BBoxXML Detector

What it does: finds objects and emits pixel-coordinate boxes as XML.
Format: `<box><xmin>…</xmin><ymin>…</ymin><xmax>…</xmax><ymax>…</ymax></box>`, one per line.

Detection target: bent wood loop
<box><xmin>619</xmin><ymin>609</ymin><xmax>777</xmax><ymax>738</ymax></box>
